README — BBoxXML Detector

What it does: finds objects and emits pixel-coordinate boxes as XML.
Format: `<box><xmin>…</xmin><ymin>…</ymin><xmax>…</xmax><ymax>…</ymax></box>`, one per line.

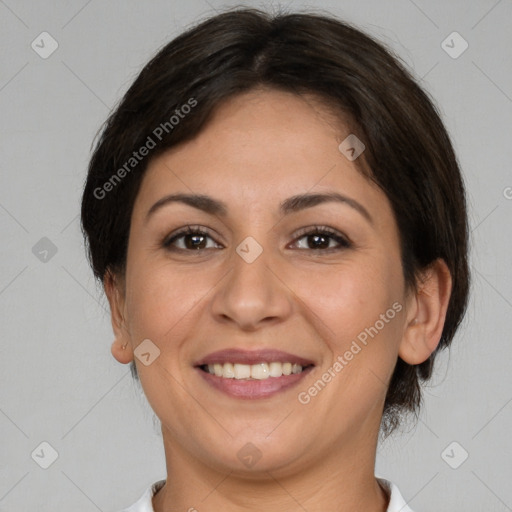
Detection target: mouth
<box><xmin>194</xmin><ymin>349</ymin><xmax>315</xmax><ymax>399</ymax></box>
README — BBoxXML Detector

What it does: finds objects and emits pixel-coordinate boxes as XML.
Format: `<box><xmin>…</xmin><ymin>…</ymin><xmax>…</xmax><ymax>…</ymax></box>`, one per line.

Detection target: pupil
<box><xmin>186</xmin><ymin>234</ymin><xmax>205</xmax><ymax>249</ymax></box>
<box><xmin>309</xmin><ymin>234</ymin><xmax>328</xmax><ymax>249</ymax></box>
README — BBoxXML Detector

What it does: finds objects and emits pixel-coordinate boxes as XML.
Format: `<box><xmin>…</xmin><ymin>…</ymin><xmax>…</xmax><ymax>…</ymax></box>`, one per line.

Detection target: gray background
<box><xmin>1</xmin><ymin>0</ymin><xmax>511</xmax><ymax>510</ymax></box>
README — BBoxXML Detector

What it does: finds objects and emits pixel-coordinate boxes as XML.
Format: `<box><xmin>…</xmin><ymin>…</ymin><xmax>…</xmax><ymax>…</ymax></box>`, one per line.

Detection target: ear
<box><xmin>104</xmin><ymin>270</ymin><xmax>134</xmax><ymax>364</ymax></box>
<box><xmin>398</xmin><ymin>258</ymin><xmax>452</xmax><ymax>365</ymax></box>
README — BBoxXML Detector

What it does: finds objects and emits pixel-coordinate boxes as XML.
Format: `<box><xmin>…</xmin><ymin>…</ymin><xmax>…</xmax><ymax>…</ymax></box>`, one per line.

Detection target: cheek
<box><xmin>294</xmin><ymin>256</ymin><xmax>405</xmax><ymax>405</ymax></box>
<box><xmin>124</xmin><ymin>260</ymin><xmax>209</xmax><ymax>342</ymax></box>
<box><xmin>296</xmin><ymin>263</ymin><xmax>404</xmax><ymax>415</ymax></box>
<box><xmin>292</xmin><ymin>258</ymin><xmax>401</xmax><ymax>344</ymax></box>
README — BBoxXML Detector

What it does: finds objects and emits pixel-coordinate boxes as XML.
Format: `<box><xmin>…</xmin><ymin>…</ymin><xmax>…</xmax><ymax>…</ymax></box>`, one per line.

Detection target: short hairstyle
<box><xmin>81</xmin><ymin>8</ymin><xmax>470</xmax><ymax>436</ymax></box>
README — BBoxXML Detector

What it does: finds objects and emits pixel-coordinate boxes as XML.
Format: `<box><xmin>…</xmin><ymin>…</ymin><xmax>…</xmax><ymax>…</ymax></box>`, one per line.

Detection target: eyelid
<box><xmin>292</xmin><ymin>224</ymin><xmax>350</xmax><ymax>240</ymax></box>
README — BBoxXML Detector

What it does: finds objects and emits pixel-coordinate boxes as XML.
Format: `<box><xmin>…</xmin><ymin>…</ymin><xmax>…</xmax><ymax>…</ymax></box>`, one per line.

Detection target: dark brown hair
<box><xmin>81</xmin><ymin>7</ymin><xmax>470</xmax><ymax>436</ymax></box>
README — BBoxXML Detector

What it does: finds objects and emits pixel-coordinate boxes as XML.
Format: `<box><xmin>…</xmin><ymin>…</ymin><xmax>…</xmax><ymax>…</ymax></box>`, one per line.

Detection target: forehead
<box><xmin>134</xmin><ymin>89</ymin><xmax>389</xmax><ymax>222</ymax></box>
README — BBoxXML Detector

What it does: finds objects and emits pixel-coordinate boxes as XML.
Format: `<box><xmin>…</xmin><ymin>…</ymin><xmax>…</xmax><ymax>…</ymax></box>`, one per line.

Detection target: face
<box><xmin>110</xmin><ymin>89</ymin><xmax>414</xmax><ymax>477</ymax></box>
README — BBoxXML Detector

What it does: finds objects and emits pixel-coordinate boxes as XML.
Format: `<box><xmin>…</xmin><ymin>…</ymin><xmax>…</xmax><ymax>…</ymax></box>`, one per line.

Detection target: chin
<box><xmin>199</xmin><ymin>430</ymin><xmax>312</xmax><ymax>476</ymax></box>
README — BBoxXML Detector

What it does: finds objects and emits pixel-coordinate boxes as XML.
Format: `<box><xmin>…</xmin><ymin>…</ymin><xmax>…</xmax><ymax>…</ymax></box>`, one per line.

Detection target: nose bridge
<box><xmin>232</xmin><ymin>238</ymin><xmax>272</xmax><ymax>290</ymax></box>
<box><xmin>211</xmin><ymin>238</ymin><xmax>291</xmax><ymax>328</ymax></box>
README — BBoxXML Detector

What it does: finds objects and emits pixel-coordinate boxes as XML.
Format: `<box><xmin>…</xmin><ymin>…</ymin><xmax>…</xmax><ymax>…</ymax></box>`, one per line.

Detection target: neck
<box><xmin>152</xmin><ymin>427</ymin><xmax>389</xmax><ymax>512</ymax></box>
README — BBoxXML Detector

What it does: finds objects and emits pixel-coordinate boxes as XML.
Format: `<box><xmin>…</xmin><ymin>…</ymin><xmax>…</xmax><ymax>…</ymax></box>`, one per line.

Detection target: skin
<box><xmin>105</xmin><ymin>88</ymin><xmax>452</xmax><ymax>511</ymax></box>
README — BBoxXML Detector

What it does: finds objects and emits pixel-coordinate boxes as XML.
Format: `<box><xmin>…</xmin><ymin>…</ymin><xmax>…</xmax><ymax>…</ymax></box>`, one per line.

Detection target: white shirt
<box><xmin>119</xmin><ymin>477</ymin><xmax>414</xmax><ymax>511</ymax></box>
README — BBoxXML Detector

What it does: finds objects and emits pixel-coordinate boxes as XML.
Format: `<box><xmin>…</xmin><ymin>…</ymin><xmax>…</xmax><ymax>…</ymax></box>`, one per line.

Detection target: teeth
<box><xmin>223</xmin><ymin>362</ymin><xmax>235</xmax><ymax>378</ymax></box>
<box><xmin>251</xmin><ymin>363</ymin><xmax>270</xmax><ymax>380</ymax></box>
<box><xmin>292</xmin><ymin>363</ymin><xmax>302</xmax><ymax>374</ymax></box>
<box><xmin>234</xmin><ymin>363</ymin><xmax>251</xmax><ymax>379</ymax></box>
<box><xmin>205</xmin><ymin>362</ymin><xmax>304</xmax><ymax>379</ymax></box>
<box><xmin>269</xmin><ymin>362</ymin><xmax>282</xmax><ymax>377</ymax></box>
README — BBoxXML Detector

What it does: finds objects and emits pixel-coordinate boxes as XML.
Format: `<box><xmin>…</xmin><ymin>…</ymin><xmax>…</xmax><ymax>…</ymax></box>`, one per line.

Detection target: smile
<box><xmin>201</xmin><ymin>362</ymin><xmax>307</xmax><ymax>379</ymax></box>
<box><xmin>194</xmin><ymin>349</ymin><xmax>315</xmax><ymax>399</ymax></box>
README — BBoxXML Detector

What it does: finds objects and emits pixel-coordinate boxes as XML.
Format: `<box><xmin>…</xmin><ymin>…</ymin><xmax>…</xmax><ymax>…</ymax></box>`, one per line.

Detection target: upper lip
<box><xmin>194</xmin><ymin>349</ymin><xmax>315</xmax><ymax>367</ymax></box>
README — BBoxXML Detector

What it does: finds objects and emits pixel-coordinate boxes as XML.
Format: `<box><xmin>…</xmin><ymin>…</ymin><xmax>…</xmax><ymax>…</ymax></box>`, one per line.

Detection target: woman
<box><xmin>81</xmin><ymin>8</ymin><xmax>469</xmax><ymax>511</ymax></box>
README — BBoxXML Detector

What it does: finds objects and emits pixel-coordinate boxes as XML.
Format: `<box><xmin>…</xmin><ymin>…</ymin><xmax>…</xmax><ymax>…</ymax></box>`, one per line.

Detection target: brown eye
<box><xmin>163</xmin><ymin>226</ymin><xmax>222</xmax><ymax>251</ymax></box>
<box><xmin>291</xmin><ymin>226</ymin><xmax>351</xmax><ymax>251</ymax></box>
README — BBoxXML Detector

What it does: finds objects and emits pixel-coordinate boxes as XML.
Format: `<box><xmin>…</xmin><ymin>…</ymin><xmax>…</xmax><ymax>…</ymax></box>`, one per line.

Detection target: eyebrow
<box><xmin>145</xmin><ymin>191</ymin><xmax>373</xmax><ymax>225</ymax></box>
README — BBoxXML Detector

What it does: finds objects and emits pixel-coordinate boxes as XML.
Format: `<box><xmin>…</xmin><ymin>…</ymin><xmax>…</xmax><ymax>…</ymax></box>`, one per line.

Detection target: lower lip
<box><xmin>196</xmin><ymin>366</ymin><xmax>314</xmax><ymax>399</ymax></box>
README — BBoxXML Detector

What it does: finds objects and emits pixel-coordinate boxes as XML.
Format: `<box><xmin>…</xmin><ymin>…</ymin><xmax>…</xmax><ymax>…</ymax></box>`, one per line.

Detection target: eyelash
<box><xmin>162</xmin><ymin>224</ymin><xmax>352</xmax><ymax>253</ymax></box>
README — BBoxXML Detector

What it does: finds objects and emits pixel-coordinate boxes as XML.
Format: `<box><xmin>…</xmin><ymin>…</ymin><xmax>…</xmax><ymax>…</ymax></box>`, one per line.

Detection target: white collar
<box><xmin>376</xmin><ymin>476</ymin><xmax>414</xmax><ymax>512</ymax></box>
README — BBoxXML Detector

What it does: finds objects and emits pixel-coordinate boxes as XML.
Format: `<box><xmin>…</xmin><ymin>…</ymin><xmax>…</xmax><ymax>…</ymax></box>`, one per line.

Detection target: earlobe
<box><xmin>111</xmin><ymin>339</ymin><xmax>134</xmax><ymax>364</ymax></box>
<box><xmin>398</xmin><ymin>259</ymin><xmax>452</xmax><ymax>365</ymax></box>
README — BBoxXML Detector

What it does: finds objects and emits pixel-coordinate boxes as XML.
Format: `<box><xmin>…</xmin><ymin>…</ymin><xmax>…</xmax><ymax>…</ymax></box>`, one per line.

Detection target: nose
<box><xmin>210</xmin><ymin>245</ymin><xmax>293</xmax><ymax>331</ymax></box>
